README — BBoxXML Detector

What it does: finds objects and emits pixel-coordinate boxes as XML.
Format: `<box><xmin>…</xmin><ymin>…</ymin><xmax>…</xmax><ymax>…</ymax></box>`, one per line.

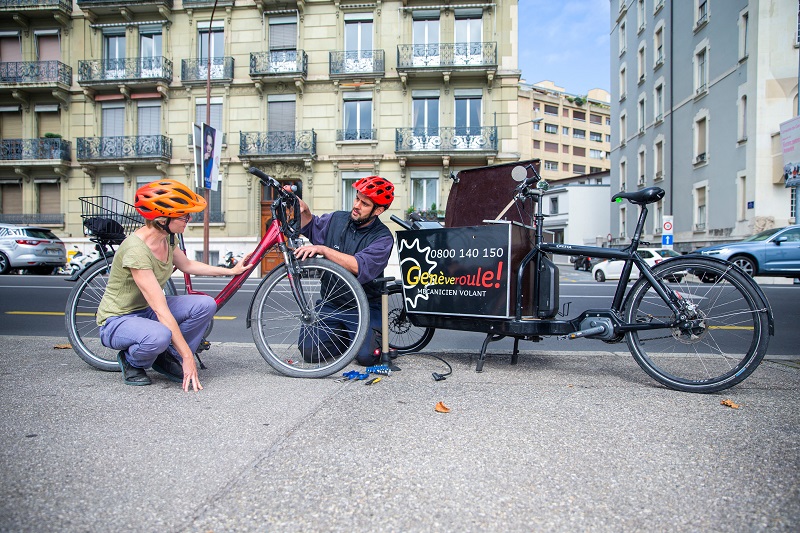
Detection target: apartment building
<box><xmin>519</xmin><ymin>80</ymin><xmax>611</xmax><ymax>183</ymax></box>
<box><xmin>610</xmin><ymin>0</ymin><xmax>798</xmax><ymax>251</ymax></box>
<box><xmin>0</xmin><ymin>0</ymin><xmax>521</xmax><ymax>268</ymax></box>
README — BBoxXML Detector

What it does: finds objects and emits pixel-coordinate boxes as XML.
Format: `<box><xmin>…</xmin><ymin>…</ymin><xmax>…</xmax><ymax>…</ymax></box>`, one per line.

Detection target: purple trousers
<box><xmin>99</xmin><ymin>295</ymin><xmax>216</xmax><ymax>369</ymax></box>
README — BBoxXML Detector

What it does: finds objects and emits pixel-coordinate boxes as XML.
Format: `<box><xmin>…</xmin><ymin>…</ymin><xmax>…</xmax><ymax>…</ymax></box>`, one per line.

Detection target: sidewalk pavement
<box><xmin>1</xmin><ymin>335</ymin><xmax>798</xmax><ymax>532</ymax></box>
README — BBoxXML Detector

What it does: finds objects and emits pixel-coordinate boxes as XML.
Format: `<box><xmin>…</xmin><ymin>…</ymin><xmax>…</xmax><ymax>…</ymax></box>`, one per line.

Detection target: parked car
<box><xmin>570</xmin><ymin>255</ymin><xmax>603</xmax><ymax>271</ymax></box>
<box><xmin>690</xmin><ymin>225</ymin><xmax>800</xmax><ymax>280</ymax></box>
<box><xmin>0</xmin><ymin>223</ymin><xmax>67</xmax><ymax>275</ymax></box>
<box><xmin>592</xmin><ymin>247</ymin><xmax>683</xmax><ymax>282</ymax></box>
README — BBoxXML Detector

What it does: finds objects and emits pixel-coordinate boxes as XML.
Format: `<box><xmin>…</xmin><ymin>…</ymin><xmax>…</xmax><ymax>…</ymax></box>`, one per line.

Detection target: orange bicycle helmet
<box><xmin>134</xmin><ymin>179</ymin><xmax>207</xmax><ymax>220</ymax></box>
<box><xmin>353</xmin><ymin>176</ymin><xmax>394</xmax><ymax>208</ymax></box>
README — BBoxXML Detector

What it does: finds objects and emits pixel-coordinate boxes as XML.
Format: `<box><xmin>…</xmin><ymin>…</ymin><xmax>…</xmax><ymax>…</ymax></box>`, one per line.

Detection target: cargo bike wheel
<box><xmin>65</xmin><ymin>260</ymin><xmax>177</xmax><ymax>372</ymax></box>
<box><xmin>623</xmin><ymin>257</ymin><xmax>770</xmax><ymax>393</ymax></box>
<box><xmin>386</xmin><ymin>282</ymin><xmax>434</xmax><ymax>354</ymax></box>
<box><xmin>250</xmin><ymin>257</ymin><xmax>369</xmax><ymax>378</ymax></box>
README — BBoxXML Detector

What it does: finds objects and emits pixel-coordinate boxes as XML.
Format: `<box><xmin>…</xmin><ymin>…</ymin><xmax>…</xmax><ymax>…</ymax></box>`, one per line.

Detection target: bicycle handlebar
<box><xmin>248</xmin><ymin>167</ymin><xmax>294</xmax><ymax>200</ymax></box>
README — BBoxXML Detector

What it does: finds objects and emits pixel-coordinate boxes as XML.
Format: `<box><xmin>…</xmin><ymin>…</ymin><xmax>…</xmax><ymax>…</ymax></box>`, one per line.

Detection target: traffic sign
<box><xmin>662</xmin><ymin>215</ymin><xmax>674</xmax><ymax>249</ymax></box>
<box><xmin>662</xmin><ymin>235</ymin><xmax>673</xmax><ymax>246</ymax></box>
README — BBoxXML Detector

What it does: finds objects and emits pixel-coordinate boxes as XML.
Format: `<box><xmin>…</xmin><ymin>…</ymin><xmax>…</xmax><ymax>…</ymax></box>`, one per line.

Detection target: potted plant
<box><xmin>42</xmin><ymin>133</ymin><xmax>62</xmax><ymax>159</ymax></box>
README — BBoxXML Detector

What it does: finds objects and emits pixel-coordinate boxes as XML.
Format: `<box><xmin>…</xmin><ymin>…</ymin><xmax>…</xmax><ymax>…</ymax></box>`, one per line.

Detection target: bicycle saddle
<box><xmin>611</xmin><ymin>187</ymin><xmax>665</xmax><ymax>206</ymax></box>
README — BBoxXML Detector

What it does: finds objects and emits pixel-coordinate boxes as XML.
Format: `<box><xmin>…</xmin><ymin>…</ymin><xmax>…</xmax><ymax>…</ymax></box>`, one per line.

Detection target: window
<box><xmin>573</xmin><ymin>110</ymin><xmax>585</xmax><ymax>122</ymax></box>
<box><xmin>590</xmin><ymin>114</ymin><xmax>602</xmax><ymax>125</ymax></box>
<box><xmin>573</xmin><ymin>164</ymin><xmax>585</xmax><ymax>174</ymax></box>
<box><xmin>694</xmin><ymin>183</ymin><xmax>707</xmax><ymax>231</ymax></box>
<box><xmin>103</xmin><ymin>30</ymin><xmax>125</xmax><ymax>78</ymax></box>
<box><xmin>739</xmin><ymin>10</ymin><xmax>749</xmax><ymax>59</ymax></box>
<box><xmin>573</xmin><ymin>146</ymin><xmax>586</xmax><ymax>157</ymax></box>
<box><xmin>619</xmin><ymin>159</ymin><xmax>627</xmax><ymax>190</ymax></box>
<box><xmin>102</xmin><ymin>102</ymin><xmax>124</xmax><ymax>137</ymax></box>
<box><xmin>198</xmin><ymin>21</ymin><xmax>226</xmax><ymax>79</ymax></box>
<box><xmin>343</xmin><ymin>92</ymin><xmax>373</xmax><ymax>140</ymax></box>
<box><xmin>413</xmin><ymin>12</ymin><xmax>439</xmax><ymax>45</ymax></box>
<box><xmin>545</xmin><ymin>123</ymin><xmax>557</xmax><ymax>134</ymax></box>
<box><xmin>619</xmin><ymin>21</ymin><xmax>627</xmax><ymax>55</ymax></box>
<box><xmin>454</xmin><ymin>9</ymin><xmax>482</xmax><ymax>64</ymax></box>
<box><xmin>606</xmin><ymin>117</ymin><xmax>611</xmax><ymax>126</ymax></box>
<box><xmin>532</xmin><ymin>122</ymin><xmax>540</xmax><ymax>131</ymax></box>
<box><xmin>638</xmin><ymin>96</ymin><xmax>646</xmax><ymax>133</ymax></box>
<box><xmin>562</xmin><ymin>144</ymin><xmax>570</xmax><ymax>153</ymax></box>
<box><xmin>590</xmin><ymin>131</ymin><xmax>602</xmax><ymax>142</ymax></box>
<box><xmin>619</xmin><ymin>65</ymin><xmax>627</xmax><ymax>100</ymax></box>
<box><xmin>637</xmin><ymin>44</ymin><xmax>646</xmax><ymax>83</ymax></box>
<box><xmin>562</xmin><ymin>126</ymin><xmax>569</xmax><ymax>135</ymax></box>
<box><xmin>738</xmin><ymin>94</ymin><xmax>747</xmax><ymax>142</ymax></box>
<box><xmin>344</xmin><ymin>14</ymin><xmax>374</xmax><ymax>72</ymax></box>
<box><xmin>696</xmin><ymin>0</ymin><xmax>708</xmax><ymax>28</ymax></box>
<box><xmin>638</xmin><ymin>148</ymin><xmax>646</xmax><ymax>185</ymax></box>
<box><xmin>619</xmin><ymin>205</ymin><xmax>627</xmax><ymax>239</ymax></box>
<box><xmin>268</xmin><ymin>16</ymin><xmax>298</xmax><ymax>73</ymax></box>
<box><xmin>37</xmin><ymin>183</ymin><xmax>59</xmax><ymax>216</ymax></box>
<box><xmin>550</xmin><ymin>196</ymin><xmax>559</xmax><ymax>214</ymax></box>
<box><xmin>563</xmin><ymin>108</ymin><xmax>570</xmax><ymax>118</ymax></box>
<box><xmin>265</xmin><ymin>95</ymin><xmax>292</xmax><ymax>133</ymax></box>
<box><xmin>619</xmin><ymin>113</ymin><xmax>627</xmax><ymax>145</ymax></box>
<box><xmin>694</xmin><ymin>42</ymin><xmax>708</xmax><ymax>95</ymax></box>
<box><xmin>653</xmin><ymin>200</ymin><xmax>663</xmax><ymax>234</ymax></box>
<box><xmin>455</xmin><ymin>90</ymin><xmax>481</xmax><ymax>137</ymax></box>
<box><xmin>410</xmin><ymin>171</ymin><xmax>439</xmax><ymax>213</ymax></box>
<box><xmin>137</xmin><ymin>100</ymin><xmax>161</xmax><ymax>136</ymax></box>
<box><xmin>100</xmin><ymin>177</ymin><xmax>124</xmax><ymax>203</ymax></box>
<box><xmin>544</xmin><ymin>160</ymin><xmax>558</xmax><ymax>171</ymax></box>
<box><xmin>573</xmin><ymin>128</ymin><xmax>585</xmax><ymax>139</ymax></box>
<box><xmin>562</xmin><ymin>162</ymin><xmax>569</xmax><ymax>172</ymax></box>
<box><xmin>654</xmin><ymin>26</ymin><xmax>664</xmax><ymax>67</ymax></box>
<box><xmin>606</xmin><ymin>134</ymin><xmax>611</xmax><ymax>142</ymax></box>
<box><xmin>533</xmin><ymin>140</ymin><xmax>540</xmax><ymax>149</ymax></box>
<box><xmin>544</xmin><ymin>104</ymin><xmax>558</xmax><ymax>115</ymax></box>
<box><xmin>637</xmin><ymin>0</ymin><xmax>645</xmax><ymax>32</ymax></box>
<box><xmin>590</xmin><ymin>166</ymin><xmax>603</xmax><ymax>173</ymax></box>
<box><xmin>544</xmin><ymin>141</ymin><xmax>558</xmax><ymax>153</ymax></box>
<box><xmin>343</xmin><ymin>170</ymin><xmax>374</xmax><ymax>210</ymax></box>
<box><xmin>693</xmin><ymin>110</ymin><xmax>709</xmax><ymax>164</ymax></box>
<box><xmin>412</xmin><ymin>92</ymin><xmax>439</xmax><ymax>137</ymax></box>
<box><xmin>654</xmin><ymin>83</ymin><xmax>664</xmax><ymax>121</ymax></box>
<box><xmin>590</xmin><ymin>149</ymin><xmax>604</xmax><ymax>159</ymax></box>
<box><xmin>737</xmin><ymin>173</ymin><xmax>747</xmax><ymax>221</ymax></box>
<box><xmin>654</xmin><ymin>138</ymin><xmax>664</xmax><ymax>179</ymax></box>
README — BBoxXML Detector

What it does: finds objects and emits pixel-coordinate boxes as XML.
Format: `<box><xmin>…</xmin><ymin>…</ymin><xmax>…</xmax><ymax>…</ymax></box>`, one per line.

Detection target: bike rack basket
<box><xmin>79</xmin><ymin>196</ymin><xmax>145</xmax><ymax>244</ymax></box>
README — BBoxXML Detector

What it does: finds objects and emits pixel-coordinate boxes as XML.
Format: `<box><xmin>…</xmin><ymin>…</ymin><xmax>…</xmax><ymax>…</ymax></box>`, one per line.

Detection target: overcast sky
<box><xmin>517</xmin><ymin>0</ymin><xmax>611</xmax><ymax>95</ymax></box>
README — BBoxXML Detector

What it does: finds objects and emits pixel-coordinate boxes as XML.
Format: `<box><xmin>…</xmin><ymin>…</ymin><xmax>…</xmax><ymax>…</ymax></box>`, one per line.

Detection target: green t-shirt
<box><xmin>96</xmin><ymin>234</ymin><xmax>175</xmax><ymax>326</ymax></box>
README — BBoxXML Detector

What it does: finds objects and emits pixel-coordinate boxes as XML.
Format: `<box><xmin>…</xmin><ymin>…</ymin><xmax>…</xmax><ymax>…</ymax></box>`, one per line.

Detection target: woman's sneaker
<box><xmin>117</xmin><ymin>351</ymin><xmax>151</xmax><ymax>386</ymax></box>
<box><xmin>151</xmin><ymin>351</ymin><xmax>183</xmax><ymax>383</ymax></box>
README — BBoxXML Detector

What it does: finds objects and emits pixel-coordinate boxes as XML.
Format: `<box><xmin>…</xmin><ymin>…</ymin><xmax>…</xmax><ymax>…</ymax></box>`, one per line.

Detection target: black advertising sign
<box><xmin>397</xmin><ymin>223</ymin><xmax>521</xmax><ymax>318</ymax></box>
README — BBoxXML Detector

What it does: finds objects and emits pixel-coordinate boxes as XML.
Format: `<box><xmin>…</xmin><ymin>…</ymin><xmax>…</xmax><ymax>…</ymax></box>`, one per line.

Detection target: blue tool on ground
<box><xmin>365</xmin><ymin>364</ymin><xmax>392</xmax><ymax>376</ymax></box>
<box><xmin>339</xmin><ymin>370</ymin><xmax>369</xmax><ymax>381</ymax></box>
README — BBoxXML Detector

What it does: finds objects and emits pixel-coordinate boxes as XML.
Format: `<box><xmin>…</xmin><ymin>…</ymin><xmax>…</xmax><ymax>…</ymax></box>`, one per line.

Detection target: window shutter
<box><xmin>269</xmin><ymin>22</ymin><xmax>297</xmax><ymax>50</ymax></box>
<box><xmin>38</xmin><ymin>183</ymin><xmax>60</xmax><ymax>214</ymax></box>
<box><xmin>36</xmin><ymin>111</ymin><xmax>60</xmax><ymax>136</ymax></box>
<box><xmin>36</xmin><ymin>34</ymin><xmax>60</xmax><ymax>61</ymax></box>
<box><xmin>1</xmin><ymin>183</ymin><xmax>22</xmax><ymax>214</ymax></box>
<box><xmin>1</xmin><ymin>111</ymin><xmax>23</xmax><ymax>138</ymax></box>
<box><xmin>102</xmin><ymin>105</ymin><xmax>124</xmax><ymax>137</ymax></box>
<box><xmin>268</xmin><ymin>100</ymin><xmax>296</xmax><ymax>132</ymax></box>
<box><xmin>0</xmin><ymin>36</ymin><xmax>21</xmax><ymax>61</ymax></box>
<box><xmin>137</xmin><ymin>102</ymin><xmax>161</xmax><ymax>136</ymax></box>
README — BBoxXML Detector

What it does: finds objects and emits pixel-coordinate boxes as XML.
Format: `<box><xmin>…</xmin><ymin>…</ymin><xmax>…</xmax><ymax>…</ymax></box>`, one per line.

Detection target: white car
<box><xmin>592</xmin><ymin>248</ymin><xmax>683</xmax><ymax>282</ymax></box>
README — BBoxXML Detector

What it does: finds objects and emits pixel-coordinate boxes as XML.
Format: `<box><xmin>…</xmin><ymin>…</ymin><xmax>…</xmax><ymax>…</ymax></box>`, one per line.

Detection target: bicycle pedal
<box><xmin>197</xmin><ymin>340</ymin><xmax>211</xmax><ymax>353</ymax></box>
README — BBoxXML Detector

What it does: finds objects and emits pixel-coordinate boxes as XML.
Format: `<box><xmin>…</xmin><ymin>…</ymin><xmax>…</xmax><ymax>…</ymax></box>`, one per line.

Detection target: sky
<box><xmin>517</xmin><ymin>0</ymin><xmax>611</xmax><ymax>96</ymax></box>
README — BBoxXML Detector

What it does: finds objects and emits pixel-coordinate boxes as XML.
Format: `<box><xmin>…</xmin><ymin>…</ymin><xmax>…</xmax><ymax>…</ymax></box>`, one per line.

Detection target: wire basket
<box><xmin>79</xmin><ymin>196</ymin><xmax>144</xmax><ymax>244</ymax></box>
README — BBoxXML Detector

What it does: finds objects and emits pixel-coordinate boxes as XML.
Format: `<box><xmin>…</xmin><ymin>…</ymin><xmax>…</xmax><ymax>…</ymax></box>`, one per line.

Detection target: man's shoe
<box><xmin>151</xmin><ymin>351</ymin><xmax>183</xmax><ymax>383</ymax></box>
<box><xmin>117</xmin><ymin>351</ymin><xmax>151</xmax><ymax>386</ymax></box>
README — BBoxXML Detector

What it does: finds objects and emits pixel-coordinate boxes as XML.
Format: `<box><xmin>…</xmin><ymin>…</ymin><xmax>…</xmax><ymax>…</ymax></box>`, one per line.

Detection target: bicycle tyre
<box><xmin>250</xmin><ymin>257</ymin><xmax>369</xmax><ymax>378</ymax></box>
<box><xmin>623</xmin><ymin>257</ymin><xmax>770</xmax><ymax>393</ymax></box>
<box><xmin>65</xmin><ymin>260</ymin><xmax>177</xmax><ymax>371</ymax></box>
<box><xmin>387</xmin><ymin>283</ymin><xmax>434</xmax><ymax>354</ymax></box>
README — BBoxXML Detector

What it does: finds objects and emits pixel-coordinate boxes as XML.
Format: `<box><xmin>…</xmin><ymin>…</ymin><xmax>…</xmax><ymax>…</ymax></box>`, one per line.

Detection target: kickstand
<box><xmin>194</xmin><ymin>352</ymin><xmax>207</xmax><ymax>370</ymax></box>
<box><xmin>476</xmin><ymin>333</ymin><xmax>505</xmax><ymax>372</ymax></box>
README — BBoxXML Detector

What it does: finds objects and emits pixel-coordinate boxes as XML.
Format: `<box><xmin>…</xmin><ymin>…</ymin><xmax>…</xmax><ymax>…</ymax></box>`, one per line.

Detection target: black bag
<box><xmin>83</xmin><ymin>217</ymin><xmax>126</xmax><ymax>242</ymax></box>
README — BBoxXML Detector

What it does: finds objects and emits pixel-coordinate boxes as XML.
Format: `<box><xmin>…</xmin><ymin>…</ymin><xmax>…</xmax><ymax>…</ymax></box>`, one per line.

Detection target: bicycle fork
<box><xmin>279</xmin><ymin>242</ymin><xmax>315</xmax><ymax>322</ymax></box>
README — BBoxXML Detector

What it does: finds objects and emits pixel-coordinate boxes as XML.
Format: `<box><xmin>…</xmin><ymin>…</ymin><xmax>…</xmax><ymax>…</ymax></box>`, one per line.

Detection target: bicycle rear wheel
<box><xmin>250</xmin><ymin>257</ymin><xmax>369</xmax><ymax>378</ymax></box>
<box><xmin>623</xmin><ymin>257</ymin><xmax>770</xmax><ymax>393</ymax></box>
<box><xmin>65</xmin><ymin>260</ymin><xmax>177</xmax><ymax>371</ymax></box>
<box><xmin>387</xmin><ymin>282</ymin><xmax>434</xmax><ymax>354</ymax></box>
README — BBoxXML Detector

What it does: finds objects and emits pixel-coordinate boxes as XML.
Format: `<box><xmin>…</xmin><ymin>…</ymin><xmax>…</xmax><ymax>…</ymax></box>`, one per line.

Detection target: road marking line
<box><xmin>5</xmin><ymin>311</ymin><xmax>237</xmax><ymax>320</ymax></box>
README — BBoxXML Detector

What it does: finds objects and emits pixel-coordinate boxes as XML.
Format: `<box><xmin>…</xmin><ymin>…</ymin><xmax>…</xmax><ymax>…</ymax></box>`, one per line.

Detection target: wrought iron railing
<box><xmin>0</xmin><ymin>61</ymin><xmax>71</xmax><ymax>85</ymax></box>
<box><xmin>250</xmin><ymin>50</ymin><xmax>308</xmax><ymax>77</ymax></box>
<box><xmin>0</xmin><ymin>213</ymin><xmax>64</xmax><ymax>225</ymax></box>
<box><xmin>329</xmin><ymin>50</ymin><xmax>385</xmax><ymax>76</ymax></box>
<box><xmin>395</xmin><ymin>126</ymin><xmax>498</xmax><ymax>153</ymax></box>
<box><xmin>239</xmin><ymin>130</ymin><xmax>316</xmax><ymax>157</ymax></box>
<box><xmin>0</xmin><ymin>0</ymin><xmax>71</xmax><ymax>10</ymax></box>
<box><xmin>77</xmin><ymin>57</ymin><xmax>172</xmax><ymax>84</ymax></box>
<box><xmin>0</xmin><ymin>138</ymin><xmax>71</xmax><ymax>161</ymax></box>
<box><xmin>336</xmin><ymin>129</ymin><xmax>377</xmax><ymax>142</ymax></box>
<box><xmin>181</xmin><ymin>0</ymin><xmax>231</xmax><ymax>6</ymax></box>
<box><xmin>181</xmin><ymin>57</ymin><xmax>234</xmax><ymax>83</ymax></box>
<box><xmin>76</xmin><ymin>135</ymin><xmax>172</xmax><ymax>161</ymax></box>
<box><xmin>77</xmin><ymin>0</ymin><xmax>172</xmax><ymax>5</ymax></box>
<box><xmin>397</xmin><ymin>42</ymin><xmax>497</xmax><ymax>69</ymax></box>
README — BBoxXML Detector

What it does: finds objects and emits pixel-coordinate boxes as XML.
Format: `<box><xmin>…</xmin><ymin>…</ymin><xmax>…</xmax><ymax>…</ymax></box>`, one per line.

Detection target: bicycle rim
<box><xmin>624</xmin><ymin>258</ymin><xmax>769</xmax><ymax>393</ymax></box>
<box><xmin>387</xmin><ymin>283</ymin><xmax>434</xmax><ymax>354</ymax></box>
<box><xmin>251</xmin><ymin>258</ymin><xmax>369</xmax><ymax>378</ymax></box>
<box><xmin>65</xmin><ymin>261</ymin><xmax>177</xmax><ymax>372</ymax></box>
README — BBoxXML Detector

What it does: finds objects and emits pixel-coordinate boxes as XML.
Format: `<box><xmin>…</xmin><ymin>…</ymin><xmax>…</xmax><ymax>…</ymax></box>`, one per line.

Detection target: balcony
<box><xmin>181</xmin><ymin>57</ymin><xmax>234</xmax><ymax>85</ymax></box>
<box><xmin>0</xmin><ymin>61</ymin><xmax>71</xmax><ymax>108</ymax></box>
<box><xmin>182</xmin><ymin>0</ymin><xmax>232</xmax><ymax>7</ymax></box>
<box><xmin>396</xmin><ymin>42</ymin><xmax>497</xmax><ymax>88</ymax></box>
<box><xmin>76</xmin><ymin>135</ymin><xmax>172</xmax><ymax>164</ymax></box>
<box><xmin>329</xmin><ymin>50</ymin><xmax>385</xmax><ymax>79</ymax></box>
<box><xmin>239</xmin><ymin>130</ymin><xmax>317</xmax><ymax>163</ymax></box>
<box><xmin>0</xmin><ymin>213</ymin><xmax>64</xmax><ymax>225</ymax></box>
<box><xmin>0</xmin><ymin>138</ymin><xmax>71</xmax><ymax>162</ymax></box>
<box><xmin>0</xmin><ymin>0</ymin><xmax>71</xmax><ymax>26</ymax></box>
<box><xmin>395</xmin><ymin>126</ymin><xmax>498</xmax><ymax>156</ymax></box>
<box><xmin>76</xmin><ymin>0</ymin><xmax>173</xmax><ymax>18</ymax></box>
<box><xmin>78</xmin><ymin>57</ymin><xmax>172</xmax><ymax>91</ymax></box>
<box><xmin>249</xmin><ymin>50</ymin><xmax>307</xmax><ymax>94</ymax></box>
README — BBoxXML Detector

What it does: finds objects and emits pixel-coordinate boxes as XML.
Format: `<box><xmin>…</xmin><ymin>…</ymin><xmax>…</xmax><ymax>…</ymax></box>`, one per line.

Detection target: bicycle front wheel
<box><xmin>623</xmin><ymin>257</ymin><xmax>770</xmax><ymax>393</ymax></box>
<box><xmin>387</xmin><ymin>282</ymin><xmax>434</xmax><ymax>354</ymax></box>
<box><xmin>250</xmin><ymin>257</ymin><xmax>369</xmax><ymax>378</ymax></box>
<box><xmin>65</xmin><ymin>261</ymin><xmax>177</xmax><ymax>371</ymax></box>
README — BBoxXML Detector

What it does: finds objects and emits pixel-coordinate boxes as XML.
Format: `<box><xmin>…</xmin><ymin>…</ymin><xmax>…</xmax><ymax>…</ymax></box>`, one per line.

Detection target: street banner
<box><xmin>397</xmin><ymin>223</ymin><xmax>527</xmax><ymax>318</ymax></box>
<box><xmin>779</xmin><ymin>115</ymin><xmax>800</xmax><ymax>188</ymax></box>
<box><xmin>193</xmin><ymin>122</ymin><xmax>221</xmax><ymax>191</ymax></box>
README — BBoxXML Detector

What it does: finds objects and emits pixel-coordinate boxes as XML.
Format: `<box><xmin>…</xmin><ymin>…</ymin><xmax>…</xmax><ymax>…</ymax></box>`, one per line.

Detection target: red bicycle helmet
<box><xmin>134</xmin><ymin>179</ymin><xmax>207</xmax><ymax>220</ymax></box>
<box><xmin>353</xmin><ymin>176</ymin><xmax>394</xmax><ymax>208</ymax></box>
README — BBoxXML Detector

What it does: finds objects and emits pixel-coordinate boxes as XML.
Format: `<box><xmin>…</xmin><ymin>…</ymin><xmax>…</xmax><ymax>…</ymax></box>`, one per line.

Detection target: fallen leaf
<box><xmin>434</xmin><ymin>401</ymin><xmax>450</xmax><ymax>413</ymax></box>
<box><xmin>720</xmin><ymin>399</ymin><xmax>740</xmax><ymax>409</ymax></box>
<box><xmin>53</xmin><ymin>344</ymin><xmax>72</xmax><ymax>350</ymax></box>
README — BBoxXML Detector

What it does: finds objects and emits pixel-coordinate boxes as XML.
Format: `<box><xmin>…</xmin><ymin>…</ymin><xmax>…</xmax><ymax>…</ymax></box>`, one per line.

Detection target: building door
<box><xmin>139</xmin><ymin>25</ymin><xmax>163</xmax><ymax>76</ymax></box>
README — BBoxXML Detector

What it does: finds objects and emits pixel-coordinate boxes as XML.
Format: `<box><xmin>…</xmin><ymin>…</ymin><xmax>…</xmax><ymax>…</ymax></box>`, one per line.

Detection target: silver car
<box><xmin>0</xmin><ymin>223</ymin><xmax>67</xmax><ymax>275</ymax></box>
